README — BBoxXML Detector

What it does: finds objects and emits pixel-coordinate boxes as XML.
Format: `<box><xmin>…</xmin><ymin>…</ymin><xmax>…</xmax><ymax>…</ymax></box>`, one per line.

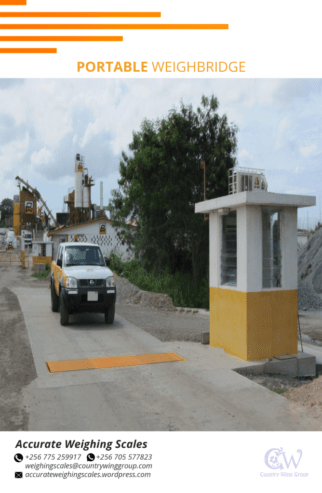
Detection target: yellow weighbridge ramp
<box><xmin>46</xmin><ymin>352</ymin><xmax>185</xmax><ymax>373</ymax></box>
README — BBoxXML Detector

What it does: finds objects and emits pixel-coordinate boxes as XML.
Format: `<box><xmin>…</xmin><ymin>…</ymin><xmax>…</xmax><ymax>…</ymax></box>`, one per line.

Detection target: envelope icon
<box><xmin>15</xmin><ymin>472</ymin><xmax>23</xmax><ymax>479</ymax></box>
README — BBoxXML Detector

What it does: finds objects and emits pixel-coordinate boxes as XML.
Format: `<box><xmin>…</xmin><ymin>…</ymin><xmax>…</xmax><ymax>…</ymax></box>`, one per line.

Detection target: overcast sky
<box><xmin>0</xmin><ymin>78</ymin><xmax>321</xmax><ymax>228</ymax></box>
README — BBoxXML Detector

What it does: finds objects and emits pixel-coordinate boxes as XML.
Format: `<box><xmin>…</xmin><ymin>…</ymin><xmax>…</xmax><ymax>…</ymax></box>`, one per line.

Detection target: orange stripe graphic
<box><xmin>0</xmin><ymin>48</ymin><xmax>56</xmax><ymax>53</ymax></box>
<box><xmin>0</xmin><ymin>0</ymin><xmax>26</xmax><ymax>4</ymax></box>
<box><xmin>0</xmin><ymin>23</ymin><xmax>228</xmax><ymax>30</ymax></box>
<box><xmin>0</xmin><ymin>12</ymin><xmax>161</xmax><ymax>18</ymax></box>
<box><xmin>0</xmin><ymin>36</ymin><xmax>123</xmax><ymax>41</ymax></box>
<box><xmin>47</xmin><ymin>352</ymin><xmax>186</xmax><ymax>373</ymax></box>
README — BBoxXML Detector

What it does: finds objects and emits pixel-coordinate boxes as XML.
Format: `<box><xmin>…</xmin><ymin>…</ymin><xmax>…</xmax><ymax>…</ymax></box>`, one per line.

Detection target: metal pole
<box><xmin>199</xmin><ymin>159</ymin><xmax>208</xmax><ymax>221</ymax></box>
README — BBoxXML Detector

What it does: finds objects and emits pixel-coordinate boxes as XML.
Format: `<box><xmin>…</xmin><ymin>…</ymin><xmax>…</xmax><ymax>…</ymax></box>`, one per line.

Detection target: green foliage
<box><xmin>108</xmin><ymin>95</ymin><xmax>238</xmax><ymax>287</ymax></box>
<box><xmin>0</xmin><ymin>198</ymin><xmax>13</xmax><ymax>223</ymax></box>
<box><xmin>109</xmin><ymin>252</ymin><xmax>209</xmax><ymax>309</ymax></box>
<box><xmin>311</xmin><ymin>222</ymin><xmax>322</xmax><ymax>234</ymax></box>
<box><xmin>108</xmin><ymin>252</ymin><xmax>124</xmax><ymax>275</ymax></box>
<box><xmin>269</xmin><ymin>385</ymin><xmax>285</xmax><ymax>394</ymax></box>
<box><xmin>32</xmin><ymin>263</ymin><xmax>51</xmax><ymax>280</ymax></box>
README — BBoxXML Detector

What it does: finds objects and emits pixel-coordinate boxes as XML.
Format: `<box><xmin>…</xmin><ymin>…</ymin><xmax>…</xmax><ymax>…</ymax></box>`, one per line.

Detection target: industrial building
<box><xmin>47</xmin><ymin>154</ymin><xmax>135</xmax><ymax>260</ymax></box>
<box><xmin>13</xmin><ymin>176</ymin><xmax>57</xmax><ymax>238</ymax></box>
<box><xmin>13</xmin><ymin>188</ymin><xmax>37</xmax><ymax>237</ymax></box>
<box><xmin>48</xmin><ymin>217</ymin><xmax>134</xmax><ymax>260</ymax></box>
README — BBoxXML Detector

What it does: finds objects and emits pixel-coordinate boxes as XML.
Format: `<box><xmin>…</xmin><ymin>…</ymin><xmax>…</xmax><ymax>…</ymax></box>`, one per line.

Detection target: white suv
<box><xmin>51</xmin><ymin>242</ymin><xmax>116</xmax><ymax>326</ymax></box>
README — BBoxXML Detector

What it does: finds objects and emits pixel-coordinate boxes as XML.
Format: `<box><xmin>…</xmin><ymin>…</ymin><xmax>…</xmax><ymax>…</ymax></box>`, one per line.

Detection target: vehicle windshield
<box><xmin>64</xmin><ymin>245</ymin><xmax>105</xmax><ymax>267</ymax></box>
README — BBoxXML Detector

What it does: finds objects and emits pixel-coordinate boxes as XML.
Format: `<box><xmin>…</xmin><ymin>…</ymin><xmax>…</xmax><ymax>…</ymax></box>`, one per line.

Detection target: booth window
<box><xmin>221</xmin><ymin>211</ymin><xmax>237</xmax><ymax>286</ymax></box>
<box><xmin>262</xmin><ymin>208</ymin><xmax>282</xmax><ymax>288</ymax></box>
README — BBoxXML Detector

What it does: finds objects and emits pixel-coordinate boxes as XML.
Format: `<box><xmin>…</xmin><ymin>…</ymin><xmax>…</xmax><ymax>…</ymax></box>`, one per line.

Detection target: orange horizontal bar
<box><xmin>0</xmin><ymin>23</ymin><xmax>228</xmax><ymax>30</ymax></box>
<box><xmin>0</xmin><ymin>0</ymin><xmax>26</xmax><ymax>4</ymax></box>
<box><xmin>0</xmin><ymin>36</ymin><xmax>122</xmax><ymax>41</ymax></box>
<box><xmin>0</xmin><ymin>12</ymin><xmax>161</xmax><ymax>18</ymax></box>
<box><xmin>47</xmin><ymin>352</ymin><xmax>185</xmax><ymax>373</ymax></box>
<box><xmin>0</xmin><ymin>48</ymin><xmax>56</xmax><ymax>53</ymax></box>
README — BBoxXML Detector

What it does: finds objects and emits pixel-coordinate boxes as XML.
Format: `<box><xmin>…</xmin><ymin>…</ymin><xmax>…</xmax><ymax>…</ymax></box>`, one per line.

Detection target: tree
<box><xmin>0</xmin><ymin>198</ymin><xmax>13</xmax><ymax>224</ymax></box>
<box><xmin>108</xmin><ymin>95</ymin><xmax>238</xmax><ymax>286</ymax></box>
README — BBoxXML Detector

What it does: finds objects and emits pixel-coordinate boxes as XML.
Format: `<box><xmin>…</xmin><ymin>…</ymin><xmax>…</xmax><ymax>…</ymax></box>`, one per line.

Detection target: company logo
<box><xmin>264</xmin><ymin>448</ymin><xmax>302</xmax><ymax>470</ymax></box>
<box><xmin>261</xmin><ymin>448</ymin><xmax>308</xmax><ymax>478</ymax></box>
<box><xmin>89</xmin><ymin>280</ymin><xmax>94</xmax><ymax>286</ymax></box>
<box><xmin>25</xmin><ymin>201</ymin><xmax>33</xmax><ymax>214</ymax></box>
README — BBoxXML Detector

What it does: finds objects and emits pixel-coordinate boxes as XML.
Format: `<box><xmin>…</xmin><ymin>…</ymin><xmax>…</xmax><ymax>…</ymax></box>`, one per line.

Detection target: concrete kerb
<box><xmin>175</xmin><ymin>306</ymin><xmax>210</xmax><ymax>317</ymax></box>
<box><xmin>173</xmin><ymin>306</ymin><xmax>210</xmax><ymax>344</ymax></box>
<box><xmin>234</xmin><ymin>352</ymin><xmax>317</xmax><ymax>378</ymax></box>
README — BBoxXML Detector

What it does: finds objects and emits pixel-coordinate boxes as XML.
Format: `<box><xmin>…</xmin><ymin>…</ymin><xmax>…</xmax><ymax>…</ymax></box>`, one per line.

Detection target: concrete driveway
<box><xmin>2</xmin><ymin>275</ymin><xmax>320</xmax><ymax>431</ymax></box>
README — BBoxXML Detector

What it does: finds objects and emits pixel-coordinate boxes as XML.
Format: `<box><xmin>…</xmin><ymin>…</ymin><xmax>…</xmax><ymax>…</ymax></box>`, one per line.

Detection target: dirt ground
<box><xmin>237</xmin><ymin>365</ymin><xmax>322</xmax><ymax>420</ymax></box>
<box><xmin>0</xmin><ymin>266</ymin><xmax>42</xmax><ymax>430</ymax></box>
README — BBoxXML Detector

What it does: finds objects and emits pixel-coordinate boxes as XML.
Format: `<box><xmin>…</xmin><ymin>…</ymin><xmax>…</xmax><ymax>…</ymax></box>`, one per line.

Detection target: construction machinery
<box><xmin>15</xmin><ymin>176</ymin><xmax>58</xmax><ymax>235</ymax></box>
<box><xmin>63</xmin><ymin>154</ymin><xmax>95</xmax><ymax>226</ymax></box>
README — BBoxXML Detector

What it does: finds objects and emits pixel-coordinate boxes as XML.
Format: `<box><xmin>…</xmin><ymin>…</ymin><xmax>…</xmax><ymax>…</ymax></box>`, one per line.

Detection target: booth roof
<box><xmin>195</xmin><ymin>191</ymin><xmax>316</xmax><ymax>214</ymax></box>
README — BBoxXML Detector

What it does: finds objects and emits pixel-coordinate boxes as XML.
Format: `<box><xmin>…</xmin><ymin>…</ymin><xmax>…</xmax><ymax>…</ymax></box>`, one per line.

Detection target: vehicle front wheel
<box><xmin>59</xmin><ymin>291</ymin><xmax>69</xmax><ymax>326</ymax></box>
<box><xmin>51</xmin><ymin>280</ymin><xmax>59</xmax><ymax>312</ymax></box>
<box><xmin>105</xmin><ymin>303</ymin><xmax>115</xmax><ymax>324</ymax></box>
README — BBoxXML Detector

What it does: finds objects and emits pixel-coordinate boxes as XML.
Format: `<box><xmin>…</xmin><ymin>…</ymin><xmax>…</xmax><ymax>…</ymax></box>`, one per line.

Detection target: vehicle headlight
<box><xmin>106</xmin><ymin>276</ymin><xmax>115</xmax><ymax>287</ymax></box>
<box><xmin>65</xmin><ymin>277</ymin><xmax>77</xmax><ymax>289</ymax></box>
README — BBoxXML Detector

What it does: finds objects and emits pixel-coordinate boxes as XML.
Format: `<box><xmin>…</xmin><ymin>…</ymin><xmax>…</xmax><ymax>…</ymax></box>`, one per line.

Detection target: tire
<box><xmin>51</xmin><ymin>280</ymin><xmax>59</xmax><ymax>312</ymax></box>
<box><xmin>59</xmin><ymin>291</ymin><xmax>69</xmax><ymax>326</ymax></box>
<box><xmin>105</xmin><ymin>303</ymin><xmax>115</xmax><ymax>324</ymax></box>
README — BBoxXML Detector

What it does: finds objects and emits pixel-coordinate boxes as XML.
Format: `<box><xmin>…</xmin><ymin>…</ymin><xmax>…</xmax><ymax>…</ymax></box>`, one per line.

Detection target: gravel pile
<box><xmin>115</xmin><ymin>276</ymin><xmax>175</xmax><ymax>311</ymax></box>
<box><xmin>298</xmin><ymin>228</ymin><xmax>322</xmax><ymax>311</ymax></box>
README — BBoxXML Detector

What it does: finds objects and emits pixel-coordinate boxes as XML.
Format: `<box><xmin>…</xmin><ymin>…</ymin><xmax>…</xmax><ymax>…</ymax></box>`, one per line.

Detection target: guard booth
<box><xmin>32</xmin><ymin>241</ymin><xmax>53</xmax><ymax>270</ymax></box>
<box><xmin>195</xmin><ymin>167</ymin><xmax>315</xmax><ymax>361</ymax></box>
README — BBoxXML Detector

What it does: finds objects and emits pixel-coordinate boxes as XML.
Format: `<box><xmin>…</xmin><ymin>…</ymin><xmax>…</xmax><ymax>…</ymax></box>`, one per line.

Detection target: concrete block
<box><xmin>264</xmin><ymin>356</ymin><xmax>297</xmax><ymax>376</ymax></box>
<box><xmin>296</xmin><ymin>352</ymin><xmax>316</xmax><ymax>377</ymax></box>
<box><xmin>34</xmin><ymin>263</ymin><xmax>46</xmax><ymax>273</ymax></box>
<box><xmin>201</xmin><ymin>331</ymin><xmax>209</xmax><ymax>345</ymax></box>
<box><xmin>263</xmin><ymin>352</ymin><xmax>316</xmax><ymax>377</ymax></box>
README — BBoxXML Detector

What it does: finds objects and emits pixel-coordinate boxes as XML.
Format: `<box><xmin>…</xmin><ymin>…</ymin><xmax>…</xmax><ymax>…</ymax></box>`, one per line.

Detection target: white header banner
<box><xmin>0</xmin><ymin>0</ymin><xmax>319</xmax><ymax>78</ymax></box>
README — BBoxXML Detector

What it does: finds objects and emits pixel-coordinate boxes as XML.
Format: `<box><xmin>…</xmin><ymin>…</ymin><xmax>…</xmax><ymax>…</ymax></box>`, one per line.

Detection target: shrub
<box><xmin>109</xmin><ymin>252</ymin><xmax>209</xmax><ymax>309</ymax></box>
<box><xmin>32</xmin><ymin>263</ymin><xmax>51</xmax><ymax>280</ymax></box>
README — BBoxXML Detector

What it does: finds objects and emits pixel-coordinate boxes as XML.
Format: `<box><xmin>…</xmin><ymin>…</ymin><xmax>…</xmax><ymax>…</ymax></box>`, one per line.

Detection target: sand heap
<box><xmin>298</xmin><ymin>227</ymin><xmax>322</xmax><ymax>311</ymax></box>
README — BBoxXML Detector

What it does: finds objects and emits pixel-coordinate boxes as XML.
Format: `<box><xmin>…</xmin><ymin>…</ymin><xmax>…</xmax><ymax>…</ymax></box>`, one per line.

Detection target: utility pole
<box><xmin>199</xmin><ymin>159</ymin><xmax>208</xmax><ymax>221</ymax></box>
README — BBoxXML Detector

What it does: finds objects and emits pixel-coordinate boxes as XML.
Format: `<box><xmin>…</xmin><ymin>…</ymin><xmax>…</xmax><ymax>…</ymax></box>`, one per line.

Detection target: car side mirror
<box><xmin>105</xmin><ymin>258</ymin><xmax>110</xmax><ymax>267</ymax></box>
<box><xmin>57</xmin><ymin>259</ymin><xmax>62</xmax><ymax>268</ymax></box>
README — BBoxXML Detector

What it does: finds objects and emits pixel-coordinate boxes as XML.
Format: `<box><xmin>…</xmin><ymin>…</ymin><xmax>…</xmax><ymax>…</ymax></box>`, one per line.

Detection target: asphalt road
<box><xmin>1</xmin><ymin>265</ymin><xmax>321</xmax><ymax>431</ymax></box>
